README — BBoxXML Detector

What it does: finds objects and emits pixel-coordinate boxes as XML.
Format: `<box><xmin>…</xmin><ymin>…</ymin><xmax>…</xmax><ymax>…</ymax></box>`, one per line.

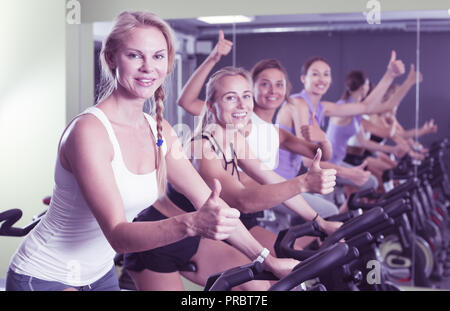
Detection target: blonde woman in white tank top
<box><xmin>6</xmin><ymin>11</ymin><xmax>299</xmax><ymax>291</ymax></box>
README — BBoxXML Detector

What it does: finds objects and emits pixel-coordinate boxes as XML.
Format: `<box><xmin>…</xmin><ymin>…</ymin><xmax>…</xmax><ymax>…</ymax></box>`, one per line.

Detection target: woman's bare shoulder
<box><xmin>61</xmin><ymin>113</ymin><xmax>112</xmax><ymax>157</ymax></box>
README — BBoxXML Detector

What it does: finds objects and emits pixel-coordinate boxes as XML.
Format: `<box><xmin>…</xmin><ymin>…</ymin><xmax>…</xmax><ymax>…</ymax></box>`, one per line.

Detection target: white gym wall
<box><xmin>0</xmin><ymin>0</ymin><xmax>65</xmax><ymax>281</ymax></box>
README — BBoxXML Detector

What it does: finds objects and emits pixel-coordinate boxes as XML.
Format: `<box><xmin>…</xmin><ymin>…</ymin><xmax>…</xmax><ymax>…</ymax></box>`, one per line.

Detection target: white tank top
<box><xmin>238</xmin><ymin>112</ymin><xmax>279</xmax><ymax>172</ymax></box>
<box><xmin>9</xmin><ymin>107</ymin><xmax>166</xmax><ymax>286</ymax></box>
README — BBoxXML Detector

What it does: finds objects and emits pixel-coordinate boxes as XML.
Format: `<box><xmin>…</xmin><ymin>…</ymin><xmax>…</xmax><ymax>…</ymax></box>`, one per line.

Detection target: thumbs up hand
<box><xmin>405</xmin><ymin>64</ymin><xmax>423</xmax><ymax>86</ymax></box>
<box><xmin>299</xmin><ymin>149</ymin><xmax>337</xmax><ymax>194</ymax></box>
<box><xmin>341</xmin><ymin>161</ymin><xmax>371</xmax><ymax>187</ymax></box>
<box><xmin>300</xmin><ymin>116</ymin><xmax>327</xmax><ymax>143</ymax></box>
<box><xmin>386</xmin><ymin>50</ymin><xmax>405</xmax><ymax>78</ymax></box>
<box><xmin>421</xmin><ymin>119</ymin><xmax>437</xmax><ymax>135</ymax></box>
<box><xmin>209</xmin><ymin>30</ymin><xmax>233</xmax><ymax>63</ymax></box>
<box><xmin>192</xmin><ymin>179</ymin><xmax>240</xmax><ymax>240</ymax></box>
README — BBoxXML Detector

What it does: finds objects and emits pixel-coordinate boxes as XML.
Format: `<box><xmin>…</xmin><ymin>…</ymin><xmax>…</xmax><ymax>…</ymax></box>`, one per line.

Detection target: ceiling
<box><xmin>93</xmin><ymin>10</ymin><xmax>450</xmax><ymax>41</ymax></box>
<box><xmin>166</xmin><ymin>10</ymin><xmax>450</xmax><ymax>37</ymax></box>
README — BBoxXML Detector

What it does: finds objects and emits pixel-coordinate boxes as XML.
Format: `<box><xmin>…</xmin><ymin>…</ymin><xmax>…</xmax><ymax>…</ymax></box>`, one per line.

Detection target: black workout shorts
<box><xmin>123</xmin><ymin>206</ymin><xmax>201</xmax><ymax>273</ymax></box>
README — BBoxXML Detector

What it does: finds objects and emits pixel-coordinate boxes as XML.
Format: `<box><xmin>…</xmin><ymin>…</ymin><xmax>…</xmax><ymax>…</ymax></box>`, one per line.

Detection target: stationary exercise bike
<box><xmin>205</xmin><ymin>204</ymin><xmax>404</xmax><ymax>291</ymax></box>
<box><xmin>0</xmin><ymin>198</ymin><xmax>49</xmax><ymax>290</ymax></box>
<box><xmin>348</xmin><ymin>138</ymin><xmax>450</xmax><ymax>287</ymax></box>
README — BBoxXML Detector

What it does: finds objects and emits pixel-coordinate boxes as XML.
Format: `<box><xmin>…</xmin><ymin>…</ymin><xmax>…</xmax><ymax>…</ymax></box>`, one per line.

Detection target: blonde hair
<box><xmin>193</xmin><ymin>66</ymin><xmax>253</xmax><ymax>137</ymax></box>
<box><xmin>98</xmin><ymin>11</ymin><xmax>176</xmax><ymax>197</ymax></box>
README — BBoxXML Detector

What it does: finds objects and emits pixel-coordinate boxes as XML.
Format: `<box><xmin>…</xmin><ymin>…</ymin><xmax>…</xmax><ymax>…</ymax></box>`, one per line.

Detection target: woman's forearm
<box><xmin>361</xmin><ymin>118</ymin><xmax>394</xmax><ymax>139</ymax></box>
<box><xmin>369</xmin><ymin>80</ymin><xmax>414</xmax><ymax>114</ymax></box>
<box><xmin>359</xmin><ymin>138</ymin><xmax>394</xmax><ymax>154</ymax></box>
<box><xmin>282</xmin><ymin>192</ymin><xmax>320</xmax><ymax>222</ymax></box>
<box><xmin>109</xmin><ymin>212</ymin><xmax>195</xmax><ymax>254</ymax></box>
<box><xmin>226</xmin><ymin>221</ymin><xmax>267</xmax><ymax>261</ymax></box>
<box><xmin>233</xmin><ymin>177</ymin><xmax>306</xmax><ymax>213</ymax></box>
<box><xmin>401</xmin><ymin>127</ymin><xmax>427</xmax><ymax>139</ymax></box>
<box><xmin>364</xmin><ymin>72</ymin><xmax>395</xmax><ymax>112</ymax></box>
<box><xmin>280</xmin><ymin>131</ymin><xmax>332</xmax><ymax>161</ymax></box>
<box><xmin>177</xmin><ymin>57</ymin><xmax>217</xmax><ymax>116</ymax></box>
<box><xmin>317</xmin><ymin>139</ymin><xmax>333</xmax><ymax>161</ymax></box>
<box><xmin>279</xmin><ymin>129</ymin><xmax>316</xmax><ymax>158</ymax></box>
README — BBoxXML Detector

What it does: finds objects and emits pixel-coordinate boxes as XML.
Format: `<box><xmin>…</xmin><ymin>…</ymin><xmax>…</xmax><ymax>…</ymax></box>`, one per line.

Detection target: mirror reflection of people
<box><xmin>347</xmin><ymin>65</ymin><xmax>430</xmax><ymax>186</ymax></box>
<box><xmin>276</xmin><ymin>52</ymin><xmax>406</xmax><ymax>202</ymax></box>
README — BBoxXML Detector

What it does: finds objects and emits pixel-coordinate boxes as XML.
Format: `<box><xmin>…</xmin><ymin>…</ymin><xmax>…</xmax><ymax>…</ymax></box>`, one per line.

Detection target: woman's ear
<box><xmin>206</xmin><ymin>100</ymin><xmax>214</xmax><ymax>111</ymax></box>
<box><xmin>204</xmin><ymin>101</ymin><xmax>218</xmax><ymax>126</ymax></box>
<box><xmin>300</xmin><ymin>74</ymin><xmax>306</xmax><ymax>85</ymax></box>
<box><xmin>207</xmin><ymin>101</ymin><xmax>217</xmax><ymax>116</ymax></box>
<box><xmin>105</xmin><ymin>51</ymin><xmax>117</xmax><ymax>72</ymax></box>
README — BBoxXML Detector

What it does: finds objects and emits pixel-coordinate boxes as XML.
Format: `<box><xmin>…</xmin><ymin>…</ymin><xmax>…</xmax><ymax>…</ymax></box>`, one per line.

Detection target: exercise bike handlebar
<box><xmin>206</xmin><ymin>261</ymin><xmax>266</xmax><ymax>291</ymax></box>
<box><xmin>349</xmin><ymin>193</ymin><xmax>410</xmax><ymax>217</ymax></box>
<box><xmin>348</xmin><ymin>179</ymin><xmax>419</xmax><ymax>211</ymax></box>
<box><xmin>269</xmin><ymin>243</ymin><xmax>351</xmax><ymax>291</ymax></box>
<box><xmin>274</xmin><ymin>221</ymin><xmax>325</xmax><ymax>260</ymax></box>
<box><xmin>325</xmin><ymin>209</ymin><xmax>363</xmax><ymax>223</ymax></box>
<box><xmin>276</xmin><ymin>207</ymin><xmax>389</xmax><ymax>260</ymax></box>
<box><xmin>383</xmin><ymin>198</ymin><xmax>412</xmax><ymax>218</ymax></box>
<box><xmin>0</xmin><ymin>209</ymin><xmax>40</xmax><ymax>237</ymax></box>
<box><xmin>206</xmin><ymin>242</ymin><xmax>353</xmax><ymax>291</ymax></box>
<box><xmin>321</xmin><ymin>207</ymin><xmax>389</xmax><ymax>248</ymax></box>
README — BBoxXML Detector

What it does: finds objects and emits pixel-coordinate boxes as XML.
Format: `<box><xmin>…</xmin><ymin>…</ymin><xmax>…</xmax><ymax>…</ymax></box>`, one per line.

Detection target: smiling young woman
<box><xmin>5</xmin><ymin>11</ymin><xmax>245</xmax><ymax>292</ymax></box>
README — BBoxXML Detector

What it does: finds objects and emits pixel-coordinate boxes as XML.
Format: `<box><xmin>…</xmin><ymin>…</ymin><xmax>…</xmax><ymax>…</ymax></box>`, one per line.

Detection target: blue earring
<box><xmin>156</xmin><ymin>138</ymin><xmax>164</xmax><ymax>147</ymax></box>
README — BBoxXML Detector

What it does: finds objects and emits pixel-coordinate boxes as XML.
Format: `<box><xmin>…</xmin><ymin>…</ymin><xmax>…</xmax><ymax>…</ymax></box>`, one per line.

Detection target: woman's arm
<box><xmin>299</xmin><ymin>119</ymin><xmax>334</xmax><ymax>161</ymax></box>
<box><xmin>193</xmin><ymin>138</ymin><xmax>310</xmax><ymax>214</ymax></box>
<box><xmin>290</xmin><ymin>99</ymin><xmax>312</xmax><ymax>139</ymax></box>
<box><xmin>279</xmin><ymin>100</ymin><xmax>333</xmax><ymax>165</ymax></box>
<box><xmin>361</xmin><ymin>115</ymin><xmax>396</xmax><ymax>139</ymax></box>
<box><xmin>302</xmin><ymin>157</ymin><xmax>371</xmax><ymax>188</ymax></box>
<box><xmin>165</xmin><ymin>125</ymin><xmax>299</xmax><ymax>277</ymax></box>
<box><xmin>61</xmin><ymin>115</ymin><xmax>240</xmax><ymax>255</ymax></box>
<box><xmin>400</xmin><ymin>119</ymin><xmax>438</xmax><ymax>139</ymax></box>
<box><xmin>235</xmin><ymin>138</ymin><xmax>340</xmax><ymax>236</ymax></box>
<box><xmin>177</xmin><ymin>30</ymin><xmax>232</xmax><ymax>116</ymax></box>
<box><xmin>226</xmin><ymin>220</ymin><xmax>299</xmax><ymax>278</ymax></box>
<box><xmin>278</xmin><ymin>127</ymin><xmax>332</xmax><ymax>161</ymax></box>
<box><xmin>323</xmin><ymin>51</ymin><xmax>406</xmax><ymax>117</ymax></box>
<box><xmin>355</xmin><ymin>126</ymin><xmax>407</xmax><ymax>158</ymax></box>
<box><xmin>286</xmin><ymin>98</ymin><xmax>331</xmax><ymax>152</ymax></box>
<box><xmin>367</xmin><ymin>64</ymin><xmax>421</xmax><ymax>114</ymax></box>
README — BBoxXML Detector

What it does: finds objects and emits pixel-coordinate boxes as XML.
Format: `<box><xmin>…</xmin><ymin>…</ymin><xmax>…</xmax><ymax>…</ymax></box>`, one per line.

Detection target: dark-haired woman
<box><xmin>276</xmin><ymin>52</ymin><xmax>407</xmax><ymax>198</ymax></box>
